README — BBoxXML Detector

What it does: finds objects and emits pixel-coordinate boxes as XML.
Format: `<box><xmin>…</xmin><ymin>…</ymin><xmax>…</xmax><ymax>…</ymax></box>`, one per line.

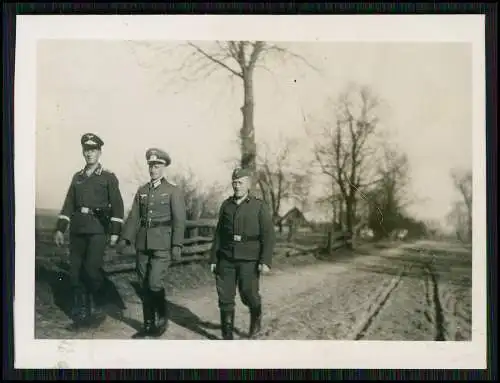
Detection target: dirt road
<box><xmin>35</xmin><ymin>240</ymin><xmax>472</xmax><ymax>341</ymax></box>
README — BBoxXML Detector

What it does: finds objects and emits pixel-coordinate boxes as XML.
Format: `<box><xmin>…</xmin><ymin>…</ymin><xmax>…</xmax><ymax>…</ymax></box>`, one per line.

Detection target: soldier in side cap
<box><xmin>210</xmin><ymin>167</ymin><xmax>275</xmax><ymax>340</ymax></box>
<box><xmin>120</xmin><ymin>148</ymin><xmax>187</xmax><ymax>339</ymax></box>
<box><xmin>53</xmin><ymin>133</ymin><xmax>125</xmax><ymax>330</ymax></box>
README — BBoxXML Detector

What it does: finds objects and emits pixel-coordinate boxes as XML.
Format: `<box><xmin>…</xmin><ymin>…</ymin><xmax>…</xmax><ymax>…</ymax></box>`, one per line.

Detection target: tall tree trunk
<box><xmin>345</xmin><ymin>197</ymin><xmax>354</xmax><ymax>249</ymax></box>
<box><xmin>240</xmin><ymin>71</ymin><xmax>259</xmax><ymax>195</ymax></box>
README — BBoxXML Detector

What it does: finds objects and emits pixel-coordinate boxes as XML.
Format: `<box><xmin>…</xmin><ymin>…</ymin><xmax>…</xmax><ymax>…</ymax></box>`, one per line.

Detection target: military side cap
<box><xmin>232</xmin><ymin>167</ymin><xmax>252</xmax><ymax>180</ymax></box>
<box><xmin>146</xmin><ymin>148</ymin><xmax>171</xmax><ymax>166</ymax></box>
<box><xmin>81</xmin><ymin>133</ymin><xmax>104</xmax><ymax>149</ymax></box>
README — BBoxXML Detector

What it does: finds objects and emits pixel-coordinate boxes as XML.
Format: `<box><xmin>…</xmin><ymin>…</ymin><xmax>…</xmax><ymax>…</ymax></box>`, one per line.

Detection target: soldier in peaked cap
<box><xmin>53</xmin><ymin>133</ymin><xmax>125</xmax><ymax>330</ymax></box>
<box><xmin>210</xmin><ymin>166</ymin><xmax>275</xmax><ymax>340</ymax></box>
<box><xmin>120</xmin><ymin>148</ymin><xmax>186</xmax><ymax>339</ymax></box>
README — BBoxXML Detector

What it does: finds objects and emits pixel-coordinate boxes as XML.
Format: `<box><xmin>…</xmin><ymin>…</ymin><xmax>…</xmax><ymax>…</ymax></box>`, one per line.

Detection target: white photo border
<box><xmin>14</xmin><ymin>14</ymin><xmax>487</xmax><ymax>369</ymax></box>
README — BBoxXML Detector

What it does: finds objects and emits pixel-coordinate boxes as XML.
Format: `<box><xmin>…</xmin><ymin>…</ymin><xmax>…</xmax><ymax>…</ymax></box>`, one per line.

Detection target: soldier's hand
<box><xmin>172</xmin><ymin>246</ymin><xmax>182</xmax><ymax>261</ymax></box>
<box><xmin>258</xmin><ymin>264</ymin><xmax>271</xmax><ymax>274</ymax></box>
<box><xmin>210</xmin><ymin>263</ymin><xmax>217</xmax><ymax>274</ymax></box>
<box><xmin>54</xmin><ymin>231</ymin><xmax>65</xmax><ymax>247</ymax></box>
<box><xmin>109</xmin><ymin>235</ymin><xmax>119</xmax><ymax>247</ymax></box>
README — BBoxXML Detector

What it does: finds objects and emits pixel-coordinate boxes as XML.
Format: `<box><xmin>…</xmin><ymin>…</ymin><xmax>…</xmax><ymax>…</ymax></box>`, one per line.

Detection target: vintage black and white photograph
<box><xmin>15</xmin><ymin>15</ymin><xmax>486</xmax><ymax>369</ymax></box>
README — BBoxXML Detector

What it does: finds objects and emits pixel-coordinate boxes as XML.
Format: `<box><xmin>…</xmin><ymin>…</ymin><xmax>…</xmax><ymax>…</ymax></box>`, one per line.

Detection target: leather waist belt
<box><xmin>140</xmin><ymin>219</ymin><xmax>172</xmax><ymax>228</ymax></box>
<box><xmin>228</xmin><ymin>234</ymin><xmax>260</xmax><ymax>243</ymax></box>
<box><xmin>78</xmin><ymin>207</ymin><xmax>101</xmax><ymax>215</ymax></box>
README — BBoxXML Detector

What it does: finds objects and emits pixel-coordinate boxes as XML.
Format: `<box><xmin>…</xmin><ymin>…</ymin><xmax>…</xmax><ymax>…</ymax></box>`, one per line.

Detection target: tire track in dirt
<box><xmin>438</xmin><ymin>283</ymin><xmax>472</xmax><ymax>341</ymax></box>
<box><xmin>258</xmin><ymin>269</ymin><xmax>391</xmax><ymax>340</ymax></box>
<box><xmin>422</xmin><ymin>262</ymin><xmax>446</xmax><ymax>341</ymax></box>
<box><xmin>256</xmin><ymin>252</ymin><xmax>410</xmax><ymax>340</ymax></box>
<box><xmin>351</xmin><ymin>248</ymin><xmax>438</xmax><ymax>341</ymax></box>
<box><xmin>349</xmin><ymin>263</ymin><xmax>412</xmax><ymax>340</ymax></box>
<box><xmin>39</xmin><ymin>242</ymin><xmax>462</xmax><ymax>341</ymax></box>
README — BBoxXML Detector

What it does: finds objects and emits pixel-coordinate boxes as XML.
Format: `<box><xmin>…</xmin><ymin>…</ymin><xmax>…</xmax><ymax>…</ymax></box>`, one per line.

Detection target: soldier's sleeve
<box><xmin>258</xmin><ymin>200</ymin><xmax>276</xmax><ymax>267</ymax></box>
<box><xmin>107</xmin><ymin>172</ymin><xmax>125</xmax><ymax>236</ymax></box>
<box><xmin>121</xmin><ymin>190</ymin><xmax>140</xmax><ymax>244</ymax></box>
<box><xmin>209</xmin><ymin>201</ymin><xmax>225</xmax><ymax>264</ymax></box>
<box><xmin>55</xmin><ymin>175</ymin><xmax>76</xmax><ymax>233</ymax></box>
<box><xmin>170</xmin><ymin>186</ymin><xmax>187</xmax><ymax>248</ymax></box>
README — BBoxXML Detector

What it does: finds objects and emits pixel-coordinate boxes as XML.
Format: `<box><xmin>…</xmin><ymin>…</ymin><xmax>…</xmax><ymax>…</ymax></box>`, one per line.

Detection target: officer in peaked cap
<box><xmin>120</xmin><ymin>147</ymin><xmax>186</xmax><ymax>339</ymax></box>
<box><xmin>209</xmin><ymin>166</ymin><xmax>275</xmax><ymax>340</ymax></box>
<box><xmin>53</xmin><ymin>133</ymin><xmax>125</xmax><ymax>331</ymax></box>
<box><xmin>81</xmin><ymin>133</ymin><xmax>104</xmax><ymax>149</ymax></box>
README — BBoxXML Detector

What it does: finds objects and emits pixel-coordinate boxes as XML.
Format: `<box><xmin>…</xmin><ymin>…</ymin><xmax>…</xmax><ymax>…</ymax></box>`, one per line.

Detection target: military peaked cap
<box><xmin>146</xmin><ymin>148</ymin><xmax>171</xmax><ymax>166</ymax></box>
<box><xmin>232</xmin><ymin>167</ymin><xmax>252</xmax><ymax>180</ymax></box>
<box><xmin>81</xmin><ymin>133</ymin><xmax>104</xmax><ymax>149</ymax></box>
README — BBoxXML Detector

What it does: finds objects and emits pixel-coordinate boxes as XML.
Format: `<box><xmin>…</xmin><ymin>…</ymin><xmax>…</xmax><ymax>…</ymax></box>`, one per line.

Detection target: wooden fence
<box><xmin>36</xmin><ymin>219</ymin><xmax>353</xmax><ymax>274</ymax></box>
<box><xmin>36</xmin><ymin>219</ymin><xmax>218</xmax><ymax>274</ymax></box>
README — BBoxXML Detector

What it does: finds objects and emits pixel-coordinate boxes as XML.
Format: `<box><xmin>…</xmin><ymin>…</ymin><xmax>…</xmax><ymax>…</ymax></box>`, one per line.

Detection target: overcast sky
<box><xmin>35</xmin><ymin>40</ymin><xmax>472</xmax><ymax>226</ymax></box>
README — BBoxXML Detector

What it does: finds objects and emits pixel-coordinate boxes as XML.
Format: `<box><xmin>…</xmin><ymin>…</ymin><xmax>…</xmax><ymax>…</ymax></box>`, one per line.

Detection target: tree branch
<box><xmin>186</xmin><ymin>42</ymin><xmax>243</xmax><ymax>79</ymax></box>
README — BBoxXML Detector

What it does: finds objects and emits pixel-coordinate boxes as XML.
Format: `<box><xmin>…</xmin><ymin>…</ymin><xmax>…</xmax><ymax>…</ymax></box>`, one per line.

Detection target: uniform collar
<box><xmin>80</xmin><ymin>163</ymin><xmax>103</xmax><ymax>176</ymax></box>
<box><xmin>233</xmin><ymin>194</ymin><xmax>250</xmax><ymax>205</ymax></box>
<box><xmin>150</xmin><ymin>176</ymin><xmax>164</xmax><ymax>189</ymax></box>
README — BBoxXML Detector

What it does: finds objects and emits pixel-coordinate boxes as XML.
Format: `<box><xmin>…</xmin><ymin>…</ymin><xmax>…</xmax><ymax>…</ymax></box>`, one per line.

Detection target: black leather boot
<box><xmin>68</xmin><ymin>288</ymin><xmax>87</xmax><ymax>331</ymax></box>
<box><xmin>248</xmin><ymin>305</ymin><xmax>262</xmax><ymax>339</ymax></box>
<box><xmin>85</xmin><ymin>292</ymin><xmax>107</xmax><ymax>328</ymax></box>
<box><xmin>152</xmin><ymin>288</ymin><xmax>168</xmax><ymax>337</ymax></box>
<box><xmin>132</xmin><ymin>288</ymin><xmax>156</xmax><ymax>339</ymax></box>
<box><xmin>220</xmin><ymin>310</ymin><xmax>235</xmax><ymax>340</ymax></box>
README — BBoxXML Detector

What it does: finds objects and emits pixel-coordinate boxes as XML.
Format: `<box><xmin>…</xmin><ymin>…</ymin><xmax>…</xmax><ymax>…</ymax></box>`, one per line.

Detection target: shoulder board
<box><xmin>166</xmin><ymin>180</ymin><xmax>178</xmax><ymax>187</ymax></box>
<box><xmin>101</xmin><ymin>168</ymin><xmax>116</xmax><ymax>175</ymax></box>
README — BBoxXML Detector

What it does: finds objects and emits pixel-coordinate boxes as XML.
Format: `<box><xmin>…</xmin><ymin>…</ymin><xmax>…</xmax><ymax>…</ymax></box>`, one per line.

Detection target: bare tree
<box><xmin>312</xmin><ymin>83</ymin><xmax>383</xmax><ymax>247</ymax></box>
<box><xmin>128</xmin><ymin>41</ymin><xmax>319</xmax><ymax>195</ymax></box>
<box><xmin>256</xmin><ymin>137</ymin><xmax>312</xmax><ymax>224</ymax></box>
<box><xmin>446</xmin><ymin>201</ymin><xmax>470</xmax><ymax>242</ymax></box>
<box><xmin>366</xmin><ymin>142</ymin><xmax>412</xmax><ymax>239</ymax></box>
<box><xmin>449</xmin><ymin>168</ymin><xmax>473</xmax><ymax>242</ymax></box>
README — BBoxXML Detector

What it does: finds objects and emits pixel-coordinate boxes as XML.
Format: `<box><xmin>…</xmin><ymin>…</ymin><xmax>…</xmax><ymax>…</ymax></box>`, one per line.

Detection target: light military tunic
<box><xmin>122</xmin><ymin>177</ymin><xmax>186</xmax><ymax>251</ymax></box>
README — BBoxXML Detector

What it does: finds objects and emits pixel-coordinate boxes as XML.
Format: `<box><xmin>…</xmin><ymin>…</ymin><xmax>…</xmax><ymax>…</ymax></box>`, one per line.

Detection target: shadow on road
<box><xmin>129</xmin><ymin>281</ymin><xmax>245</xmax><ymax>340</ymax></box>
<box><xmin>35</xmin><ymin>262</ymin><xmax>132</xmax><ymax>324</ymax></box>
<box><xmin>35</xmin><ymin>260</ymin><xmax>247</xmax><ymax>339</ymax></box>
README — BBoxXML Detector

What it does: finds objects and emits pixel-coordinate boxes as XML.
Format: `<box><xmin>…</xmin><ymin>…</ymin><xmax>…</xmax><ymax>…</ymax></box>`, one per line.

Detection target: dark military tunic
<box><xmin>210</xmin><ymin>195</ymin><xmax>275</xmax><ymax>265</ymax></box>
<box><xmin>56</xmin><ymin>164</ymin><xmax>125</xmax><ymax>235</ymax></box>
<box><xmin>210</xmin><ymin>195</ymin><xmax>275</xmax><ymax>312</ymax></box>
<box><xmin>122</xmin><ymin>177</ymin><xmax>186</xmax><ymax>291</ymax></box>
<box><xmin>55</xmin><ymin>163</ymin><xmax>125</xmax><ymax>293</ymax></box>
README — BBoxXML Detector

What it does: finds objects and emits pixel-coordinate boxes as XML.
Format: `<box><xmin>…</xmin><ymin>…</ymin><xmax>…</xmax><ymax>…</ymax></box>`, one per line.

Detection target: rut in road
<box><xmin>69</xmin><ymin>257</ymin><xmax>375</xmax><ymax>340</ymax></box>
<box><xmin>349</xmin><ymin>264</ymin><xmax>412</xmax><ymax>340</ymax></box>
<box><xmin>423</xmin><ymin>262</ymin><xmax>446</xmax><ymax>341</ymax></box>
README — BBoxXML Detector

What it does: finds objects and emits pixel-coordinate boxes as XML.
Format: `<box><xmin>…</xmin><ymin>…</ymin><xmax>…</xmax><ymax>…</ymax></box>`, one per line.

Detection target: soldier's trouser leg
<box><xmin>148</xmin><ymin>250</ymin><xmax>171</xmax><ymax>337</ymax></box>
<box><xmin>68</xmin><ymin>234</ymin><xmax>89</xmax><ymax>324</ymax></box>
<box><xmin>83</xmin><ymin>234</ymin><xmax>106</xmax><ymax>293</ymax></box>
<box><xmin>82</xmin><ymin>234</ymin><xmax>107</xmax><ymax>323</ymax></box>
<box><xmin>237</xmin><ymin>261</ymin><xmax>262</xmax><ymax>338</ymax></box>
<box><xmin>215</xmin><ymin>258</ymin><xmax>237</xmax><ymax>340</ymax></box>
<box><xmin>134</xmin><ymin>250</ymin><xmax>156</xmax><ymax>338</ymax></box>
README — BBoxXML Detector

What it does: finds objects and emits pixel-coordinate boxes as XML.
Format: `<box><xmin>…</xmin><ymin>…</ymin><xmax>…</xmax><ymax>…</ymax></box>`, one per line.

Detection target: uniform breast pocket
<box><xmin>159</xmin><ymin>193</ymin><xmax>170</xmax><ymax>206</ymax></box>
<box><xmin>94</xmin><ymin>181</ymin><xmax>108</xmax><ymax>201</ymax></box>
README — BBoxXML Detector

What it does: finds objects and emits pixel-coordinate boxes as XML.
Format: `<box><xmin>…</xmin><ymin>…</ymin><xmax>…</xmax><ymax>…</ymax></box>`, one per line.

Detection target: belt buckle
<box><xmin>81</xmin><ymin>207</ymin><xmax>89</xmax><ymax>214</ymax></box>
<box><xmin>233</xmin><ymin>235</ymin><xmax>242</xmax><ymax>242</ymax></box>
